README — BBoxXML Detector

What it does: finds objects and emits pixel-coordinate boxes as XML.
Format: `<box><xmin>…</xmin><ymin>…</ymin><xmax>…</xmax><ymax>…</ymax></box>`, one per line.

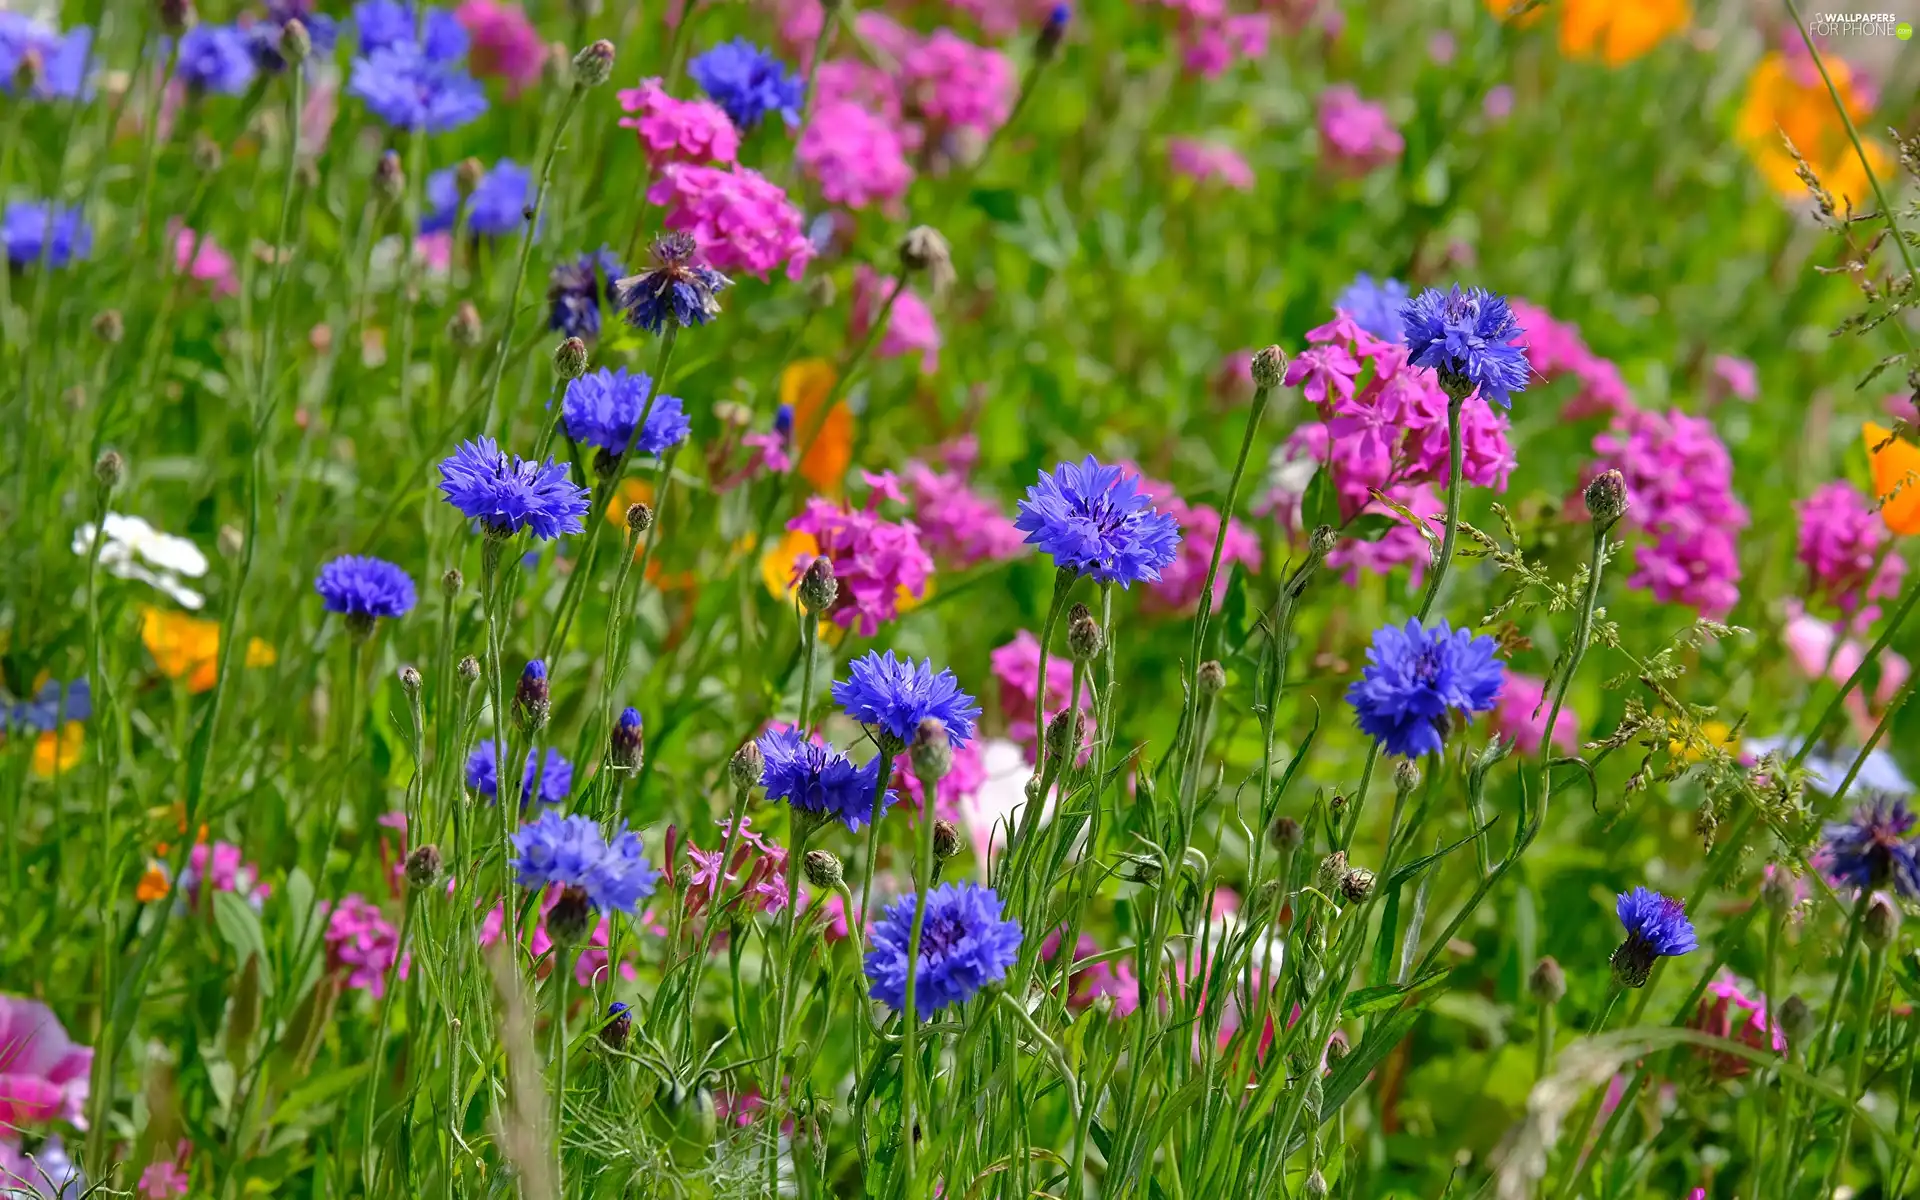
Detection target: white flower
<box><xmin>72</xmin><ymin>513</ymin><xmax>209</xmax><ymax>610</ymax></box>
<box><xmin>959</xmin><ymin>738</ymin><xmax>1044</xmax><ymax>871</ymax></box>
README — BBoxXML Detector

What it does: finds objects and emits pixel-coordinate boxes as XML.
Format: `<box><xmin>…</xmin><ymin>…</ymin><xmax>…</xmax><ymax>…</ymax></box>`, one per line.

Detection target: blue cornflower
<box><xmin>1013</xmin><ymin>456</ymin><xmax>1182</xmax><ymax>587</ymax></box>
<box><xmin>4</xmin><ymin>679</ymin><xmax>91</xmax><ymax>733</ymax></box>
<box><xmin>437</xmin><ymin>436</ymin><xmax>591</xmax><ymax>539</ymax></box>
<box><xmin>510</xmin><ymin>809</ymin><xmax>660</xmax><ymax>912</ymax></box>
<box><xmin>610</xmin><ymin>706</ymin><xmax>644</xmax><ymax>769</ymax></box>
<box><xmin>1399</xmin><ymin>284</ymin><xmax>1531</xmax><ymax>407</ymax></box>
<box><xmin>353</xmin><ymin>0</ymin><xmax>467</xmax><ymax>60</ymax></box>
<box><xmin>1334</xmin><ymin>273</ymin><xmax>1410</xmax><ymax>343</ymax></box>
<box><xmin>1820</xmin><ymin>799</ymin><xmax>1920</xmax><ymax>900</ymax></box>
<box><xmin>864</xmin><ymin>882</ymin><xmax>1023</xmax><ymax>1019</ymax></box>
<box><xmin>832</xmin><ymin>650</ymin><xmax>981</xmax><ymax>749</ymax></box>
<box><xmin>0</xmin><ymin>15</ymin><xmax>93</xmax><ymax>99</ymax></box>
<box><xmin>466</xmin><ymin>739</ymin><xmax>573</xmax><ymax>806</ymax></box>
<box><xmin>613</xmin><ymin>232</ymin><xmax>731</xmax><ymax>334</ymax></box>
<box><xmin>1611</xmin><ymin>886</ymin><xmax>1697</xmax><ymax>988</ymax></box>
<box><xmin>561</xmin><ymin>368</ymin><xmax>691</xmax><ymax>456</ymax></box>
<box><xmin>3</xmin><ymin>202</ymin><xmax>90</xmax><ymax>267</ymax></box>
<box><xmin>601</xmin><ymin>1000</ymin><xmax>633</xmax><ymax>1048</ymax></box>
<box><xmin>349</xmin><ymin>42</ymin><xmax>487</xmax><ymax>132</ymax></box>
<box><xmin>1346</xmin><ymin>618</ymin><xmax>1503</xmax><ymax>758</ymax></box>
<box><xmin>548</xmin><ymin>248</ymin><xmax>626</xmax><ymax>340</ymax></box>
<box><xmin>688</xmin><ymin>38</ymin><xmax>803</xmax><ymax>130</ymax></box>
<box><xmin>314</xmin><ymin>554</ymin><xmax>417</xmax><ymax>624</ymax></box>
<box><xmin>757</xmin><ymin>724</ymin><xmax>896</xmax><ymax>831</ymax></box>
<box><xmin>424</xmin><ymin>159</ymin><xmax>532</xmax><ymax>237</ymax></box>
<box><xmin>248</xmin><ymin>0</ymin><xmax>340</xmax><ymax>71</ymax></box>
<box><xmin>176</xmin><ymin>24</ymin><xmax>259</xmax><ymax>94</ymax></box>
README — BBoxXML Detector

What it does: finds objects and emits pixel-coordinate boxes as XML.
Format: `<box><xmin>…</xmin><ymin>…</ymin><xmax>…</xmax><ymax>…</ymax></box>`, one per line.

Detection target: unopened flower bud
<box><xmin>601</xmin><ymin>1001</ymin><xmax>632</xmax><ymax>1050</ymax></box>
<box><xmin>1394</xmin><ymin>759</ymin><xmax>1420</xmax><ymax>795</ymax></box>
<box><xmin>398</xmin><ymin>665</ymin><xmax>422</xmax><ymax>695</ymax></box>
<box><xmin>1197</xmin><ymin>660</ymin><xmax>1226</xmax><ymax>695</ymax></box>
<box><xmin>1864</xmin><ymin>892</ymin><xmax>1901</xmax><ymax>952</ymax></box>
<box><xmin>404</xmin><ymin>844</ymin><xmax>443</xmax><ymax>891</ymax></box>
<box><xmin>1303</xmin><ymin>1170</ymin><xmax>1329</xmax><ymax>1200</ymax></box>
<box><xmin>898</xmin><ymin>226</ymin><xmax>955</xmax><ymax>295</ymax></box>
<box><xmin>1760</xmin><ymin>866</ymin><xmax>1797</xmax><ymax>916</ymax></box>
<box><xmin>547</xmin><ymin>885</ymin><xmax>591</xmax><ymax>946</ymax></box>
<box><xmin>457</xmin><ymin>654</ymin><xmax>480</xmax><ymax>682</ymax></box>
<box><xmin>626</xmin><ymin>503</ymin><xmax>654</xmax><ymax>534</ymax></box>
<box><xmin>554</xmin><ymin>335</ymin><xmax>589</xmax><ymax>379</ymax></box>
<box><xmin>159</xmin><ymin>0</ymin><xmax>195</xmax><ymax>36</ymax></box>
<box><xmin>933</xmin><ymin>819</ymin><xmax>962</xmax><ymax>861</ymax></box>
<box><xmin>798</xmin><ymin>555</ymin><xmax>837</xmax><ymax>615</ymax></box>
<box><xmin>1339</xmin><ymin>866</ymin><xmax>1376</xmax><ymax>904</ymax></box>
<box><xmin>455</xmin><ymin>157</ymin><xmax>485</xmax><ymax>200</ymax></box>
<box><xmin>441</xmin><ymin>567</ymin><xmax>463</xmax><ymax>597</ymax></box>
<box><xmin>280</xmin><ymin>17</ymin><xmax>310</xmax><ymax>65</ymax></box>
<box><xmin>593</xmin><ymin>447</ymin><xmax>622</xmax><ymax>481</ymax></box>
<box><xmin>93</xmin><ymin>310</ymin><xmax>124</xmax><ymax>344</ymax></box>
<box><xmin>1066</xmin><ymin>602</ymin><xmax>1103</xmax><ymax>661</ymax></box>
<box><xmin>610</xmin><ymin>707</ymin><xmax>644</xmax><ymax>770</ymax></box>
<box><xmin>1584</xmin><ymin>469</ymin><xmax>1628</xmax><ymax>531</ymax></box>
<box><xmin>1324</xmin><ymin>1031</ymin><xmax>1350</xmax><ymax>1065</ymax></box>
<box><xmin>94</xmin><ymin>449</ymin><xmax>125</xmax><ymax>489</ymax></box>
<box><xmin>1315</xmin><ymin>851</ymin><xmax>1349</xmax><ymax>895</ymax></box>
<box><xmin>373</xmin><ymin>150</ymin><xmax>405</xmax><ymax>203</ymax></box>
<box><xmin>192</xmin><ymin>135</ymin><xmax>222</xmax><ymax>174</ymax></box>
<box><xmin>1528</xmin><ymin>956</ymin><xmax>1566</xmax><ymax>1005</ymax></box>
<box><xmin>448</xmin><ymin>301</ymin><xmax>483</xmax><ymax>349</ymax></box>
<box><xmin>730</xmin><ymin>740</ymin><xmax>764</xmax><ymax>790</ymax></box>
<box><xmin>1778</xmin><ymin>994</ymin><xmax>1815</xmax><ymax>1047</ymax></box>
<box><xmin>1044</xmin><ymin>709</ymin><xmax>1084</xmax><ymax>763</ymax></box>
<box><xmin>910</xmin><ymin>718</ymin><xmax>952</xmax><ymax>781</ymax></box>
<box><xmin>1123</xmin><ymin>852</ymin><xmax>1161</xmax><ymax>884</ymax></box>
<box><xmin>1308</xmin><ymin>524</ymin><xmax>1338</xmax><ymax>562</ymax></box>
<box><xmin>1037</xmin><ymin>2</ymin><xmax>1069</xmax><ymax>58</ymax></box>
<box><xmin>803</xmin><ymin>849</ymin><xmax>842</xmax><ymax>889</ymax></box>
<box><xmin>1268</xmin><ymin>816</ymin><xmax>1303</xmax><ymax>852</ymax></box>
<box><xmin>1251</xmin><ymin>345</ymin><xmax>1287</xmax><ymax>390</ymax></box>
<box><xmin>514</xmin><ymin>659</ymin><xmax>551</xmax><ymax>733</ymax></box>
<box><xmin>804</xmin><ymin>272</ymin><xmax>836</xmax><ymax>309</ymax></box>
<box><xmin>571</xmin><ymin>39</ymin><xmax>616</xmax><ymax>88</ymax></box>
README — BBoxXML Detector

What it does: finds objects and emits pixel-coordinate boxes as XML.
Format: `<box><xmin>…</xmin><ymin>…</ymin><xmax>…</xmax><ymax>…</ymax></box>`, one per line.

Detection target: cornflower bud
<box><xmin>455</xmin><ymin>157</ymin><xmax>485</xmax><ymax>200</ymax></box>
<box><xmin>803</xmin><ymin>849</ymin><xmax>843</xmax><ymax>889</ymax></box>
<box><xmin>804</xmin><ymin>272</ymin><xmax>836</xmax><ymax>309</ymax></box>
<box><xmin>93</xmin><ymin>310</ymin><xmax>124</xmax><ymax>344</ymax></box>
<box><xmin>192</xmin><ymin>136</ymin><xmax>222</xmax><ymax>174</ymax></box>
<box><xmin>1268</xmin><ymin>816</ymin><xmax>1303</xmax><ymax>852</ymax></box>
<box><xmin>610</xmin><ymin>707</ymin><xmax>644</xmax><ymax>770</ymax></box>
<box><xmin>910</xmin><ymin>718</ymin><xmax>952</xmax><ymax>782</ymax></box>
<box><xmin>1394</xmin><ymin>759</ymin><xmax>1421</xmax><ymax>795</ymax></box>
<box><xmin>1308</xmin><ymin>524</ymin><xmax>1338</xmax><ymax>563</ymax></box>
<box><xmin>571</xmin><ymin>39</ymin><xmax>616</xmax><ymax>88</ymax></box>
<box><xmin>898</xmin><ymin>226</ymin><xmax>955</xmax><ymax>295</ymax></box>
<box><xmin>159</xmin><ymin>0</ymin><xmax>195</xmax><ymax>36</ymax></box>
<box><xmin>798</xmin><ymin>555</ymin><xmax>837</xmax><ymax>615</ymax></box>
<box><xmin>1584</xmin><ymin>469</ymin><xmax>1628</xmax><ymax>532</ymax></box>
<box><xmin>398</xmin><ymin>665</ymin><xmax>422</xmax><ymax>696</ymax></box>
<box><xmin>1778</xmin><ymin>994</ymin><xmax>1814</xmax><ymax>1048</ymax></box>
<box><xmin>373</xmin><ymin>150</ymin><xmax>405</xmax><ymax>203</ymax></box>
<box><xmin>1864</xmin><ymin>892</ymin><xmax>1901</xmax><ymax>952</ymax></box>
<box><xmin>1045</xmin><ymin>709</ymin><xmax>1084</xmax><ymax>764</ymax></box>
<box><xmin>626</xmin><ymin>503</ymin><xmax>655</xmax><ymax>534</ymax></box>
<box><xmin>94</xmin><ymin>449</ymin><xmax>125</xmax><ymax>490</ymax></box>
<box><xmin>554</xmin><ymin>335</ymin><xmax>589</xmax><ymax>379</ymax></box>
<box><xmin>1251</xmin><ymin>345</ymin><xmax>1287</xmax><ymax>390</ymax></box>
<box><xmin>1036</xmin><ymin>2</ymin><xmax>1069</xmax><ymax>58</ymax></box>
<box><xmin>933</xmin><ymin>820</ymin><xmax>962</xmax><ymax>861</ymax></box>
<box><xmin>448</xmin><ymin>301</ymin><xmax>483</xmax><ymax>349</ymax></box>
<box><xmin>404</xmin><ymin>844</ymin><xmax>443</xmax><ymax>891</ymax></box>
<box><xmin>457</xmin><ymin>654</ymin><xmax>480</xmax><ymax>682</ymax></box>
<box><xmin>547</xmin><ymin>885</ymin><xmax>591</xmax><ymax>946</ymax></box>
<box><xmin>1197</xmin><ymin>660</ymin><xmax>1226</xmax><ymax>695</ymax></box>
<box><xmin>442</xmin><ymin>567</ymin><xmax>463</xmax><ymax>597</ymax></box>
<box><xmin>1315</xmin><ymin>851</ymin><xmax>1349</xmax><ymax>895</ymax></box>
<box><xmin>514</xmin><ymin>659</ymin><xmax>551</xmax><ymax>733</ymax></box>
<box><xmin>1528</xmin><ymin>956</ymin><xmax>1566</xmax><ymax>1005</ymax></box>
<box><xmin>1066</xmin><ymin>602</ymin><xmax>1102</xmax><ymax>662</ymax></box>
<box><xmin>1340</xmin><ymin>866</ymin><xmax>1377</xmax><ymax>904</ymax></box>
<box><xmin>280</xmin><ymin>17</ymin><xmax>310</xmax><ymax>65</ymax></box>
<box><xmin>601</xmin><ymin>1001</ymin><xmax>632</xmax><ymax>1050</ymax></box>
<box><xmin>730</xmin><ymin>740</ymin><xmax>764</xmax><ymax>790</ymax></box>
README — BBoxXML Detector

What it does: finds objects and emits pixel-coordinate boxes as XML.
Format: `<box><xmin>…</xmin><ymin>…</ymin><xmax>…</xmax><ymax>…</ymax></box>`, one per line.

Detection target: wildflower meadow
<box><xmin>6</xmin><ymin>0</ymin><xmax>1920</xmax><ymax>1195</ymax></box>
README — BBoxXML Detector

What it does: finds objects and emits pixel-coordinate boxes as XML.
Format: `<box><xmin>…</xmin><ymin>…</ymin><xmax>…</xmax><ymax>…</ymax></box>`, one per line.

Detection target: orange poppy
<box><xmin>782</xmin><ymin>359</ymin><xmax>852</xmax><ymax>495</ymax></box>
<box><xmin>141</xmin><ymin>607</ymin><xmax>278</xmax><ymax>693</ymax></box>
<box><xmin>1556</xmin><ymin>0</ymin><xmax>1688</xmax><ymax>64</ymax></box>
<box><xmin>1865</xmin><ymin>422</ymin><xmax>1920</xmax><ymax>536</ymax></box>
<box><xmin>1737</xmin><ymin>52</ymin><xmax>1890</xmax><ymax>209</ymax></box>
<box><xmin>1483</xmin><ymin>0</ymin><xmax>1546</xmax><ymax>28</ymax></box>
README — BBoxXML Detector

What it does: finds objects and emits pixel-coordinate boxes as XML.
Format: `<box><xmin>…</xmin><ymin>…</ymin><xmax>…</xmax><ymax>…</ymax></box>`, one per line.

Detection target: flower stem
<box><xmin>897</xmin><ymin>760</ymin><xmax>944</xmax><ymax>1192</ymax></box>
<box><xmin>1414</xmin><ymin>393</ymin><xmax>1466</xmax><ymax>623</ymax></box>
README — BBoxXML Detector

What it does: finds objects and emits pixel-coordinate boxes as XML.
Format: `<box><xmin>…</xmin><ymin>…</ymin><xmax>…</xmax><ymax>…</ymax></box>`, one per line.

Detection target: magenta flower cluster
<box><xmin>1588</xmin><ymin>408</ymin><xmax>1748</xmax><ymax>618</ymax></box>
<box><xmin>323</xmin><ymin>894</ymin><xmax>408</xmax><ymax>996</ymax></box>
<box><xmin>902</xmin><ymin>440</ymin><xmax>1024</xmax><ymax>569</ymax></box>
<box><xmin>646</xmin><ymin>163</ymin><xmax>814</xmax><ymax>282</ymax></box>
<box><xmin>1508</xmin><ymin>297</ymin><xmax>1634</xmax><ymax>420</ymax></box>
<box><xmin>1797</xmin><ymin>480</ymin><xmax>1906</xmax><ymax>626</ymax></box>
<box><xmin>785</xmin><ymin>477</ymin><xmax>934</xmax><ymax>636</ymax></box>
<box><xmin>1123</xmin><ymin>463</ymin><xmax>1262</xmax><ymax>615</ymax></box>
<box><xmin>1316</xmin><ymin>84</ymin><xmax>1403</xmax><ymax>175</ymax></box>
<box><xmin>617</xmin><ymin>78</ymin><xmax>740</xmax><ymax>170</ymax></box>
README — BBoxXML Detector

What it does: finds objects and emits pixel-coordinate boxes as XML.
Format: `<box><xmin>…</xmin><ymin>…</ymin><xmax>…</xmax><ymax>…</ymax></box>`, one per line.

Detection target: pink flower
<box><xmin>1325</xmin><ymin>483</ymin><xmax>1444</xmax><ymax>585</ymax></box>
<box><xmin>170</xmin><ymin>223</ymin><xmax>239</xmax><ymax>296</ymax></box>
<box><xmin>1039</xmin><ymin>932</ymin><xmax>1141</xmax><ymax>1015</ymax></box>
<box><xmin>815</xmin><ymin>58</ymin><xmax>908</xmax><ymax>128</ymax></box>
<box><xmin>456</xmin><ymin>0</ymin><xmax>545</xmax><ymax>93</ymax></box>
<box><xmin>1167</xmin><ymin>137</ymin><xmax>1255</xmax><ymax>190</ymax></box>
<box><xmin>1782</xmin><ymin>601</ymin><xmax>1910</xmax><ymax>740</ymax></box>
<box><xmin>1490</xmin><ymin>671</ymin><xmax>1577</xmax><ymax>755</ymax></box>
<box><xmin>647</xmin><ymin>164</ymin><xmax>814</xmax><ymax>282</ymax></box>
<box><xmin>854</xmin><ymin>11</ymin><xmax>925</xmax><ymax>62</ymax></box>
<box><xmin>1506</xmin><ymin>297</ymin><xmax>1635</xmax><ymax>420</ymax></box>
<box><xmin>1588</xmin><ymin>408</ymin><xmax>1748</xmax><ymax>617</ymax></box>
<box><xmin>178</xmin><ymin>840</ymin><xmax>267</xmax><ymax>907</ymax></box>
<box><xmin>786</xmin><ymin>490</ymin><xmax>934</xmax><ymax>636</ymax></box>
<box><xmin>1284</xmin><ymin>343</ymin><xmax>1361</xmax><ymax>406</ymax></box>
<box><xmin>0</xmin><ymin>996</ymin><xmax>92</xmax><ymax>1129</ymax></box>
<box><xmin>139</xmin><ymin>1142</ymin><xmax>191</xmax><ymax>1199</ymax></box>
<box><xmin>1316</xmin><ymin>84</ymin><xmax>1402</xmax><ymax>174</ymax></box>
<box><xmin>1797</xmin><ymin>480</ymin><xmax>1906</xmax><ymax>625</ymax></box>
<box><xmin>1123</xmin><ymin>465</ymin><xmax>1262</xmax><ymax>614</ymax></box>
<box><xmin>851</xmin><ymin>266</ymin><xmax>940</xmax><ymax>373</ymax></box>
<box><xmin>1691</xmin><ymin>972</ymin><xmax>1786</xmax><ymax>1078</ymax></box>
<box><xmin>902</xmin><ymin>458</ymin><xmax>1024</xmax><ymax>568</ymax></box>
<box><xmin>992</xmin><ymin>630</ymin><xmax>1093</xmax><ymax>758</ymax></box>
<box><xmin>894</xmin><ymin>738</ymin><xmax>987</xmax><ymax>821</ymax></box>
<box><xmin>900</xmin><ymin>31</ymin><xmax>1014</xmax><ymax>136</ymax></box>
<box><xmin>1710</xmin><ymin>354</ymin><xmax>1758</xmax><ymax>401</ymax></box>
<box><xmin>946</xmin><ymin>0</ymin><xmax>1056</xmax><ymax>37</ymax></box>
<box><xmin>1181</xmin><ymin>13</ymin><xmax>1270</xmax><ymax>78</ymax></box>
<box><xmin>800</xmin><ymin>101</ymin><xmax>914</xmax><ymax>210</ymax></box>
<box><xmin>322</xmin><ymin>895</ymin><xmax>409</xmax><ymax>996</ymax></box>
<box><xmin>1483</xmin><ymin>84</ymin><xmax>1514</xmax><ymax>121</ymax></box>
<box><xmin>617</xmin><ymin>78</ymin><xmax>740</xmax><ymax>168</ymax></box>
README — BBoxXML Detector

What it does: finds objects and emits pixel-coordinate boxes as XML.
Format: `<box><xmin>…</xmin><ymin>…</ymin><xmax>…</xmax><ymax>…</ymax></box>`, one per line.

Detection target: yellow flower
<box><xmin>1865</xmin><ymin>422</ymin><xmax>1920</xmax><ymax>536</ymax></box>
<box><xmin>782</xmin><ymin>359</ymin><xmax>853</xmax><ymax>496</ymax></box>
<box><xmin>1672</xmin><ymin>719</ymin><xmax>1739</xmax><ymax>761</ymax></box>
<box><xmin>142</xmin><ymin>606</ymin><xmax>278</xmax><ymax>693</ymax></box>
<box><xmin>761</xmin><ymin>529</ymin><xmax>820</xmax><ymax>600</ymax></box>
<box><xmin>1557</xmin><ymin>0</ymin><xmax>1688</xmax><ymax>65</ymax></box>
<box><xmin>31</xmin><ymin>722</ymin><xmax>84</xmax><ymax>777</ymax></box>
<box><xmin>1736</xmin><ymin>51</ymin><xmax>1890</xmax><ymax>208</ymax></box>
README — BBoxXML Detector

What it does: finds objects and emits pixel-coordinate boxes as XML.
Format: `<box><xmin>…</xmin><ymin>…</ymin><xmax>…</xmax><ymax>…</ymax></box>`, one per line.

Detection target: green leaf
<box><xmin>1303</xmin><ymin>470</ymin><xmax>1340</xmax><ymax>532</ymax></box>
<box><xmin>1345</xmin><ymin>512</ymin><xmax>1400</xmax><ymax>543</ymax></box>
<box><xmin>1339</xmin><ymin>964</ymin><xmax>1452</xmax><ymax>1018</ymax></box>
<box><xmin>1385</xmin><ymin>815</ymin><xmax>1498</xmax><ymax>890</ymax></box>
<box><xmin>214</xmin><ymin>890</ymin><xmax>274</xmax><ymax>996</ymax></box>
